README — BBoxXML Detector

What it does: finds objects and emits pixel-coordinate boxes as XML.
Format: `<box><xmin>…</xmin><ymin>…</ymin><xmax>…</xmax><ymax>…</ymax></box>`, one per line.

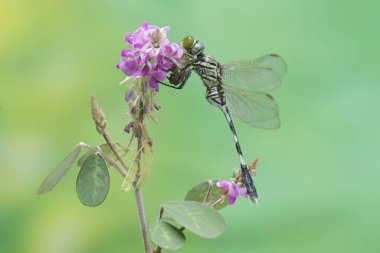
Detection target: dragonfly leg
<box><xmin>158</xmin><ymin>81</ymin><xmax>185</xmax><ymax>89</ymax></box>
<box><xmin>167</xmin><ymin>54</ymin><xmax>199</xmax><ymax>71</ymax></box>
<box><xmin>159</xmin><ymin>68</ymin><xmax>192</xmax><ymax>90</ymax></box>
<box><xmin>168</xmin><ymin>58</ymin><xmax>192</xmax><ymax>71</ymax></box>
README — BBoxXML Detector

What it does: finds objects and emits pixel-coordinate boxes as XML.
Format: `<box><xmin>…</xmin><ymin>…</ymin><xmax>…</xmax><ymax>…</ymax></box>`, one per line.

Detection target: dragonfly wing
<box><xmin>224</xmin><ymin>85</ymin><xmax>280</xmax><ymax>129</ymax></box>
<box><xmin>222</xmin><ymin>54</ymin><xmax>287</xmax><ymax>92</ymax></box>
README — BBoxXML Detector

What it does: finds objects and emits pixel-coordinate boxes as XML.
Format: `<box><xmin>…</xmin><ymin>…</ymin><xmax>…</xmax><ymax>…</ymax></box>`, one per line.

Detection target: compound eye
<box><xmin>181</xmin><ymin>36</ymin><xmax>195</xmax><ymax>51</ymax></box>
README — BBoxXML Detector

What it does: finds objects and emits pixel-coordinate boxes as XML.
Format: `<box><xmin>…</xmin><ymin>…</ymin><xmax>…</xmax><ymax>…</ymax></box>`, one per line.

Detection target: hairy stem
<box><xmin>135</xmin><ymin>188</ymin><xmax>151</xmax><ymax>253</ymax></box>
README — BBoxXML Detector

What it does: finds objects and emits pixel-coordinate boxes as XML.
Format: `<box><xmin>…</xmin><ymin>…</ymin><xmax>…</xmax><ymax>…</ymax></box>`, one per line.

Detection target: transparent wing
<box><xmin>222</xmin><ymin>54</ymin><xmax>287</xmax><ymax>92</ymax></box>
<box><xmin>224</xmin><ymin>84</ymin><xmax>280</xmax><ymax>129</ymax></box>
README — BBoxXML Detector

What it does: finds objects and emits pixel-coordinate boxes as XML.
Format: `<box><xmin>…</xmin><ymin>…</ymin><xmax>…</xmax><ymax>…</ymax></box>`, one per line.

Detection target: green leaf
<box><xmin>163</xmin><ymin>201</ymin><xmax>225</xmax><ymax>239</ymax></box>
<box><xmin>135</xmin><ymin>141</ymin><xmax>153</xmax><ymax>188</ymax></box>
<box><xmin>121</xmin><ymin>160</ymin><xmax>138</xmax><ymax>191</ymax></box>
<box><xmin>77</xmin><ymin>143</ymin><xmax>128</xmax><ymax>167</ymax></box>
<box><xmin>149</xmin><ymin>220</ymin><xmax>185</xmax><ymax>250</ymax></box>
<box><xmin>37</xmin><ymin>144</ymin><xmax>82</xmax><ymax>194</ymax></box>
<box><xmin>185</xmin><ymin>180</ymin><xmax>228</xmax><ymax>210</ymax></box>
<box><xmin>76</xmin><ymin>153</ymin><xmax>110</xmax><ymax>207</ymax></box>
<box><xmin>76</xmin><ymin>151</ymin><xmax>93</xmax><ymax>167</ymax></box>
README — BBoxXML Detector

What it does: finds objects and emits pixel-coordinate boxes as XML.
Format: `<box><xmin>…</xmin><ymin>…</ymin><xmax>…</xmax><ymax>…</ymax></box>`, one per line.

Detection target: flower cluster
<box><xmin>116</xmin><ymin>21</ymin><xmax>183</xmax><ymax>91</ymax></box>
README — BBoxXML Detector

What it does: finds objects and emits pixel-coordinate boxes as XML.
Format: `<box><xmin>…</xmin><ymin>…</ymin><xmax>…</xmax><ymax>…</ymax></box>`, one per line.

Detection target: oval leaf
<box><xmin>149</xmin><ymin>220</ymin><xmax>185</xmax><ymax>250</ymax></box>
<box><xmin>163</xmin><ymin>201</ymin><xmax>225</xmax><ymax>239</ymax></box>
<box><xmin>185</xmin><ymin>180</ymin><xmax>228</xmax><ymax>210</ymax></box>
<box><xmin>37</xmin><ymin>144</ymin><xmax>82</xmax><ymax>194</ymax></box>
<box><xmin>76</xmin><ymin>153</ymin><xmax>110</xmax><ymax>207</ymax></box>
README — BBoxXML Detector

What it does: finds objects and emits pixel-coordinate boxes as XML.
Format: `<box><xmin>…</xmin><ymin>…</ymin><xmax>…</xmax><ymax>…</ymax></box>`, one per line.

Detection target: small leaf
<box><xmin>149</xmin><ymin>220</ymin><xmax>185</xmax><ymax>250</ymax></box>
<box><xmin>135</xmin><ymin>141</ymin><xmax>153</xmax><ymax>188</ymax></box>
<box><xmin>76</xmin><ymin>153</ymin><xmax>110</xmax><ymax>207</ymax></box>
<box><xmin>77</xmin><ymin>150</ymin><xmax>94</xmax><ymax>167</ymax></box>
<box><xmin>121</xmin><ymin>160</ymin><xmax>138</xmax><ymax>191</ymax></box>
<box><xmin>163</xmin><ymin>201</ymin><xmax>225</xmax><ymax>239</ymax></box>
<box><xmin>77</xmin><ymin>143</ymin><xmax>128</xmax><ymax>167</ymax></box>
<box><xmin>185</xmin><ymin>180</ymin><xmax>228</xmax><ymax>210</ymax></box>
<box><xmin>37</xmin><ymin>144</ymin><xmax>82</xmax><ymax>194</ymax></box>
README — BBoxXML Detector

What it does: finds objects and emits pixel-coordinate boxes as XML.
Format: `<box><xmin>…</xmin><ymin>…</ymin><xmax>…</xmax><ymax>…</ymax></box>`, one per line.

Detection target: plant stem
<box><xmin>132</xmin><ymin>100</ymin><xmax>151</xmax><ymax>253</ymax></box>
<box><xmin>135</xmin><ymin>188</ymin><xmax>151</xmax><ymax>253</ymax></box>
<box><xmin>92</xmin><ymin>96</ymin><xmax>151</xmax><ymax>252</ymax></box>
<box><xmin>94</xmin><ymin>147</ymin><xmax>126</xmax><ymax>176</ymax></box>
<box><xmin>103</xmin><ymin>132</ymin><xmax>129</xmax><ymax>172</ymax></box>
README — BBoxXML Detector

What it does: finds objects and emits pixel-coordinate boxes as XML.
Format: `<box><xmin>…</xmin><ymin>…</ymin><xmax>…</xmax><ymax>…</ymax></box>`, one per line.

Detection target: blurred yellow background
<box><xmin>1</xmin><ymin>0</ymin><xmax>379</xmax><ymax>252</ymax></box>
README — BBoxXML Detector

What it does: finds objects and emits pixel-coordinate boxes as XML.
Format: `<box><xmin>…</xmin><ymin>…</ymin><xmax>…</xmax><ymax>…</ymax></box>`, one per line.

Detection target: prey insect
<box><xmin>160</xmin><ymin>36</ymin><xmax>287</xmax><ymax>202</ymax></box>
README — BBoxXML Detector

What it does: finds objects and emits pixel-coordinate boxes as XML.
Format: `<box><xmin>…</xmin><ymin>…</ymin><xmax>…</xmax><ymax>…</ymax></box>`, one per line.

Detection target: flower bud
<box><xmin>90</xmin><ymin>96</ymin><xmax>106</xmax><ymax>135</ymax></box>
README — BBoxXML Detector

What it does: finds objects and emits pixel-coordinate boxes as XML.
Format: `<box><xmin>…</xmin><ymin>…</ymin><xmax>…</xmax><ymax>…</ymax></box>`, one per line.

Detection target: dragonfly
<box><xmin>159</xmin><ymin>36</ymin><xmax>287</xmax><ymax>203</ymax></box>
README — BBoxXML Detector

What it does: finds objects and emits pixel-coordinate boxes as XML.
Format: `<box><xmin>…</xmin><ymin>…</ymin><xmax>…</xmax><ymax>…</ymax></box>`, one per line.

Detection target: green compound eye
<box><xmin>181</xmin><ymin>36</ymin><xmax>195</xmax><ymax>51</ymax></box>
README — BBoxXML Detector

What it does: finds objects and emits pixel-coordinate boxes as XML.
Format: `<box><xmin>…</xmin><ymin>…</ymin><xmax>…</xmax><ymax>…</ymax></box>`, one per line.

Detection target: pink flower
<box><xmin>217</xmin><ymin>181</ymin><xmax>248</xmax><ymax>205</ymax></box>
<box><xmin>117</xmin><ymin>21</ymin><xmax>183</xmax><ymax>91</ymax></box>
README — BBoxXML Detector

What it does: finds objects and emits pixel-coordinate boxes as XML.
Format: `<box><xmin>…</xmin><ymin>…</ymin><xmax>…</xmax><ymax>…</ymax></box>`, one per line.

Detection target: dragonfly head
<box><xmin>181</xmin><ymin>36</ymin><xmax>204</xmax><ymax>56</ymax></box>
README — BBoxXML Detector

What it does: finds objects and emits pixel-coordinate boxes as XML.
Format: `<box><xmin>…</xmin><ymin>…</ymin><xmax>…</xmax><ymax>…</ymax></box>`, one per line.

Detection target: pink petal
<box><xmin>227</xmin><ymin>187</ymin><xmax>239</xmax><ymax>199</ymax></box>
<box><xmin>141</xmin><ymin>21</ymin><xmax>148</xmax><ymax>30</ymax></box>
<box><xmin>121</xmin><ymin>49</ymin><xmax>132</xmax><ymax>57</ymax></box>
<box><xmin>238</xmin><ymin>188</ymin><xmax>248</xmax><ymax>197</ymax></box>
<box><xmin>164</xmin><ymin>45</ymin><xmax>173</xmax><ymax>57</ymax></box>
<box><xmin>162</xmin><ymin>60</ymin><xmax>173</xmax><ymax>70</ymax></box>
<box><xmin>124</xmin><ymin>34</ymin><xmax>134</xmax><ymax>44</ymax></box>
<box><xmin>141</xmin><ymin>64</ymin><xmax>150</xmax><ymax>76</ymax></box>
<box><xmin>216</xmin><ymin>181</ymin><xmax>231</xmax><ymax>189</ymax></box>
<box><xmin>228</xmin><ymin>196</ymin><xmax>237</xmax><ymax>205</ymax></box>
<box><xmin>123</xmin><ymin>59</ymin><xmax>138</xmax><ymax>76</ymax></box>
<box><xmin>149</xmin><ymin>77</ymin><xmax>158</xmax><ymax>90</ymax></box>
<box><xmin>151</xmin><ymin>70</ymin><xmax>166</xmax><ymax>81</ymax></box>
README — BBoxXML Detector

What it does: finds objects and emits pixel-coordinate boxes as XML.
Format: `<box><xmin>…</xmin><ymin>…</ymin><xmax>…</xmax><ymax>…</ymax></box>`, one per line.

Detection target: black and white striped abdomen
<box><xmin>206</xmin><ymin>86</ymin><xmax>226</xmax><ymax>109</ymax></box>
<box><xmin>193</xmin><ymin>55</ymin><xmax>222</xmax><ymax>88</ymax></box>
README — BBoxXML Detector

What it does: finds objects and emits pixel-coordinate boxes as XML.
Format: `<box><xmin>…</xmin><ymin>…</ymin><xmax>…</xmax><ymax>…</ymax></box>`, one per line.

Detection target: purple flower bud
<box><xmin>125</xmin><ymin>89</ymin><xmax>134</xmax><ymax>102</ymax></box>
<box><xmin>142</xmin><ymin>104</ymin><xmax>148</xmax><ymax>113</ymax></box>
<box><xmin>124</xmin><ymin>121</ymin><xmax>135</xmax><ymax>133</ymax></box>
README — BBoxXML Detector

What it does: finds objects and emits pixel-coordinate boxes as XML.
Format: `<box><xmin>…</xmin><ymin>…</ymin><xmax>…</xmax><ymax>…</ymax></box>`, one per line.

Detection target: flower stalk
<box><xmin>133</xmin><ymin>98</ymin><xmax>152</xmax><ymax>253</ymax></box>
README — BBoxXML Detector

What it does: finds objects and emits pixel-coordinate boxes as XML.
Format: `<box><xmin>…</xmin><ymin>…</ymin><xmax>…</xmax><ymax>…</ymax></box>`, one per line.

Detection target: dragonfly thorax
<box><xmin>193</xmin><ymin>55</ymin><xmax>222</xmax><ymax>88</ymax></box>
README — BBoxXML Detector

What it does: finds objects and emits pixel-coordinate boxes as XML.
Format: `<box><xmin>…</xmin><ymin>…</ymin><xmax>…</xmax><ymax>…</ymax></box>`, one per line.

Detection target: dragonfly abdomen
<box><xmin>206</xmin><ymin>86</ymin><xmax>226</xmax><ymax>108</ymax></box>
<box><xmin>221</xmin><ymin>105</ymin><xmax>258</xmax><ymax>201</ymax></box>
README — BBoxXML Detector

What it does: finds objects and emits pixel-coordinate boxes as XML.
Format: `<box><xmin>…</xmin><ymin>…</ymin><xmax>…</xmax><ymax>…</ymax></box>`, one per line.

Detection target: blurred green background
<box><xmin>1</xmin><ymin>0</ymin><xmax>379</xmax><ymax>252</ymax></box>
